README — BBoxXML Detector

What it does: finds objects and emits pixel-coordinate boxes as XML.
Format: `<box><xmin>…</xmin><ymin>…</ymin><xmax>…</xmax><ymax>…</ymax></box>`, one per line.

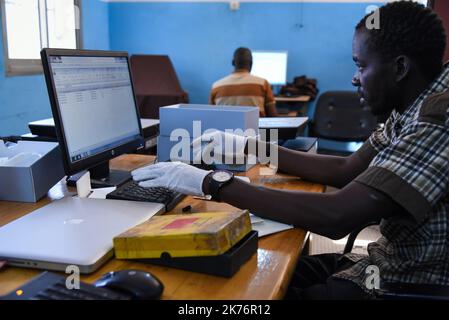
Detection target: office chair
<box><xmin>344</xmin><ymin>221</ymin><xmax>449</xmax><ymax>300</ymax></box>
<box><xmin>130</xmin><ymin>55</ymin><xmax>189</xmax><ymax>119</ymax></box>
<box><xmin>309</xmin><ymin>91</ymin><xmax>378</xmax><ymax>156</ymax></box>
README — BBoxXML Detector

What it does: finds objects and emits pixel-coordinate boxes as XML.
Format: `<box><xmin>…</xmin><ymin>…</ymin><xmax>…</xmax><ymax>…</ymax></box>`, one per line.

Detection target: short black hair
<box><xmin>356</xmin><ymin>1</ymin><xmax>447</xmax><ymax>80</ymax></box>
<box><xmin>233</xmin><ymin>47</ymin><xmax>252</xmax><ymax>70</ymax></box>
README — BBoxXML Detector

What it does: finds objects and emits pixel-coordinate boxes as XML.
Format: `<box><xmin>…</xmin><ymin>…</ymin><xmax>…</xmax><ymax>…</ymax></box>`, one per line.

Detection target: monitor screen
<box><xmin>251</xmin><ymin>51</ymin><xmax>288</xmax><ymax>85</ymax></box>
<box><xmin>41</xmin><ymin>49</ymin><xmax>143</xmax><ymax>186</ymax></box>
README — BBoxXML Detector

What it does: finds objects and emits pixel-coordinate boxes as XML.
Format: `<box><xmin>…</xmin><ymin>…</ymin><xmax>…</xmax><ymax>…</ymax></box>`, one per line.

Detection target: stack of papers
<box><xmin>250</xmin><ymin>214</ymin><xmax>293</xmax><ymax>237</ymax></box>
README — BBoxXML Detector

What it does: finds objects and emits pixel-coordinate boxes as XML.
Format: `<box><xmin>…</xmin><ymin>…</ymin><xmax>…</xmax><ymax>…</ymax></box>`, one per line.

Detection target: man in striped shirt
<box><xmin>209</xmin><ymin>47</ymin><xmax>278</xmax><ymax>117</ymax></box>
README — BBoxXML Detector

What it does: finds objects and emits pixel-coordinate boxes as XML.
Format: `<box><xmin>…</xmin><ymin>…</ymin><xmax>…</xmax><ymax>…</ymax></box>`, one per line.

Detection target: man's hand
<box><xmin>132</xmin><ymin>161</ymin><xmax>212</xmax><ymax>196</ymax></box>
<box><xmin>191</xmin><ymin>130</ymin><xmax>251</xmax><ymax>165</ymax></box>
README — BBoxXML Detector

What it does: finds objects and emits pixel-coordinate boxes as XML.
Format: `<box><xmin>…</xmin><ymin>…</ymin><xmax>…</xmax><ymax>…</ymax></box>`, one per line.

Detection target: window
<box><xmin>1</xmin><ymin>0</ymin><xmax>82</xmax><ymax>76</ymax></box>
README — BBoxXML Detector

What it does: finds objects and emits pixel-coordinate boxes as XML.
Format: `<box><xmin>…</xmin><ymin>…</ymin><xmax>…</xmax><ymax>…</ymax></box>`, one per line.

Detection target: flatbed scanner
<box><xmin>27</xmin><ymin>118</ymin><xmax>159</xmax><ymax>151</ymax></box>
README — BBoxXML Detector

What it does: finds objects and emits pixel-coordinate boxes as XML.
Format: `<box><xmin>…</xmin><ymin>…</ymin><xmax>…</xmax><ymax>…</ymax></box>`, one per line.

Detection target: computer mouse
<box><xmin>94</xmin><ymin>269</ymin><xmax>164</xmax><ymax>300</ymax></box>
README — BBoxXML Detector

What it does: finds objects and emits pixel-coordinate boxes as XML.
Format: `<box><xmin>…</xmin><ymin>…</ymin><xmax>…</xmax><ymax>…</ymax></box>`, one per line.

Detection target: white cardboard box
<box><xmin>157</xmin><ymin>104</ymin><xmax>259</xmax><ymax>172</ymax></box>
<box><xmin>157</xmin><ymin>135</ymin><xmax>257</xmax><ymax>172</ymax></box>
<box><xmin>159</xmin><ymin>104</ymin><xmax>259</xmax><ymax>137</ymax></box>
<box><xmin>0</xmin><ymin>140</ymin><xmax>65</xmax><ymax>202</ymax></box>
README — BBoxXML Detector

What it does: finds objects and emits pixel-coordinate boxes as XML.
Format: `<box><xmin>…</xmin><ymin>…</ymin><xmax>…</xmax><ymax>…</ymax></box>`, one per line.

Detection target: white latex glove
<box><xmin>192</xmin><ymin>130</ymin><xmax>256</xmax><ymax>165</ymax></box>
<box><xmin>131</xmin><ymin>161</ymin><xmax>211</xmax><ymax>196</ymax></box>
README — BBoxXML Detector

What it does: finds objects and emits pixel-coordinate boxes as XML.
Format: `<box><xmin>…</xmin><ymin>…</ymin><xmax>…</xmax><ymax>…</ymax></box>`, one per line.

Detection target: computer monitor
<box><xmin>41</xmin><ymin>48</ymin><xmax>144</xmax><ymax>187</ymax></box>
<box><xmin>251</xmin><ymin>50</ymin><xmax>288</xmax><ymax>85</ymax></box>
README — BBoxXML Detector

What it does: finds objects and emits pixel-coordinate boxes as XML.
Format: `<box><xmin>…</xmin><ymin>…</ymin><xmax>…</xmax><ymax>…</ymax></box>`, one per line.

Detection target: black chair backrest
<box><xmin>312</xmin><ymin>91</ymin><xmax>378</xmax><ymax>141</ymax></box>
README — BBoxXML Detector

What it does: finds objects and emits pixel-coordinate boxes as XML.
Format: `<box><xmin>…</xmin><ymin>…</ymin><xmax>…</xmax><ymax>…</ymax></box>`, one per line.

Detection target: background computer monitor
<box><xmin>41</xmin><ymin>48</ymin><xmax>144</xmax><ymax>187</ymax></box>
<box><xmin>251</xmin><ymin>50</ymin><xmax>288</xmax><ymax>85</ymax></box>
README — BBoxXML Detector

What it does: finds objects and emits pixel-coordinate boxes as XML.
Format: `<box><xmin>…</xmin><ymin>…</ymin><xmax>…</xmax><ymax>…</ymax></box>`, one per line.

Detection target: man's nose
<box><xmin>352</xmin><ymin>74</ymin><xmax>360</xmax><ymax>87</ymax></box>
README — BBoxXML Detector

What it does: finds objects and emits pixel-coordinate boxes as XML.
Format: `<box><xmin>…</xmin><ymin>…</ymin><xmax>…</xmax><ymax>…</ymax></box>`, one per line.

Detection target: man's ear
<box><xmin>394</xmin><ymin>55</ymin><xmax>411</xmax><ymax>82</ymax></box>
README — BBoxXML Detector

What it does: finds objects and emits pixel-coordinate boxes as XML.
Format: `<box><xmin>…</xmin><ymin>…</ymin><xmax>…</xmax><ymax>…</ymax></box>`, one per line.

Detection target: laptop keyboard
<box><xmin>106</xmin><ymin>180</ymin><xmax>185</xmax><ymax>212</ymax></box>
<box><xmin>1</xmin><ymin>272</ymin><xmax>131</xmax><ymax>300</ymax></box>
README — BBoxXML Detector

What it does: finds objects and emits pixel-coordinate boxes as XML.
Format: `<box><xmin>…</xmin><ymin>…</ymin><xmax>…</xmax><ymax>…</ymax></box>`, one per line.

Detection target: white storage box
<box><xmin>0</xmin><ymin>140</ymin><xmax>65</xmax><ymax>202</ymax></box>
<box><xmin>159</xmin><ymin>104</ymin><xmax>259</xmax><ymax>137</ymax></box>
<box><xmin>157</xmin><ymin>104</ymin><xmax>259</xmax><ymax>172</ymax></box>
<box><xmin>156</xmin><ymin>135</ymin><xmax>257</xmax><ymax>172</ymax></box>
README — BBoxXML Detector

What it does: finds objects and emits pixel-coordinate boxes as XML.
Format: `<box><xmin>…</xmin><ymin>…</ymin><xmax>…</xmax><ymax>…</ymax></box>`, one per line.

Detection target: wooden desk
<box><xmin>0</xmin><ymin>154</ymin><xmax>324</xmax><ymax>299</ymax></box>
<box><xmin>275</xmin><ymin>95</ymin><xmax>311</xmax><ymax>117</ymax></box>
<box><xmin>274</xmin><ymin>95</ymin><xmax>311</xmax><ymax>103</ymax></box>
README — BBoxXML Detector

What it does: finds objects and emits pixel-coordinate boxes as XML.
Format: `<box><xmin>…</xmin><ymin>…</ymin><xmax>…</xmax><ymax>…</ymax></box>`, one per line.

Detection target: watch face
<box><xmin>212</xmin><ymin>171</ymin><xmax>233</xmax><ymax>182</ymax></box>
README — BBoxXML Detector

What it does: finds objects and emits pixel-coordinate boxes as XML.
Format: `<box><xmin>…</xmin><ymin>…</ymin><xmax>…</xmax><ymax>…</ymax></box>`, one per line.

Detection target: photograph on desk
<box><xmin>1</xmin><ymin>0</ymin><xmax>449</xmax><ymax>308</ymax></box>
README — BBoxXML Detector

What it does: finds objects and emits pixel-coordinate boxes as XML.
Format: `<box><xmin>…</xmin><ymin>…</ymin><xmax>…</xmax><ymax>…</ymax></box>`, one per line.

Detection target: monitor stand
<box><xmin>66</xmin><ymin>161</ymin><xmax>131</xmax><ymax>188</ymax></box>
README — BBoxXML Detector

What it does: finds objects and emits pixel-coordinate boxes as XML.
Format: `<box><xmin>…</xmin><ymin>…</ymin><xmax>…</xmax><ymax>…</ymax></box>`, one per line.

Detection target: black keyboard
<box><xmin>106</xmin><ymin>180</ymin><xmax>185</xmax><ymax>212</ymax></box>
<box><xmin>1</xmin><ymin>272</ymin><xmax>131</xmax><ymax>300</ymax></box>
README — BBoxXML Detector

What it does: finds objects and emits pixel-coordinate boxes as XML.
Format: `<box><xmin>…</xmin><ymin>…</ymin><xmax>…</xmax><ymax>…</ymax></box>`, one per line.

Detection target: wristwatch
<box><xmin>208</xmin><ymin>170</ymin><xmax>234</xmax><ymax>202</ymax></box>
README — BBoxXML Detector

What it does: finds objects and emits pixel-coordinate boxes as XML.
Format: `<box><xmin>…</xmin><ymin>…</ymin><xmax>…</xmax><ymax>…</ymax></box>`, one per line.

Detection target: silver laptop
<box><xmin>0</xmin><ymin>197</ymin><xmax>164</xmax><ymax>274</ymax></box>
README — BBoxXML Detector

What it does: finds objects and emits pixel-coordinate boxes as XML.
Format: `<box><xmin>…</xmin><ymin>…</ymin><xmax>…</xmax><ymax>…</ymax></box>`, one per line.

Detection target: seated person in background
<box><xmin>209</xmin><ymin>47</ymin><xmax>278</xmax><ymax>117</ymax></box>
<box><xmin>133</xmin><ymin>2</ymin><xmax>448</xmax><ymax>300</ymax></box>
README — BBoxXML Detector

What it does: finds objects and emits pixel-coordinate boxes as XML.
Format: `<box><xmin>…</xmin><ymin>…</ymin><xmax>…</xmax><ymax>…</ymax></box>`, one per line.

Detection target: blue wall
<box><xmin>0</xmin><ymin>0</ymin><xmax>110</xmax><ymax>136</ymax></box>
<box><xmin>1</xmin><ymin>1</ymin><xmax>377</xmax><ymax>136</ymax></box>
<box><xmin>82</xmin><ymin>0</ymin><xmax>110</xmax><ymax>51</ymax></box>
<box><xmin>108</xmin><ymin>2</ymin><xmax>375</xmax><ymax>116</ymax></box>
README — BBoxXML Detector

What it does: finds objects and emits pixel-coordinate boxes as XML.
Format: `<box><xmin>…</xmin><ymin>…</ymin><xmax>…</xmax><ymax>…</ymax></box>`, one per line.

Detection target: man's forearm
<box><xmin>204</xmin><ymin>178</ymin><xmax>398</xmax><ymax>240</ymax></box>
<box><xmin>277</xmin><ymin>147</ymin><xmax>356</xmax><ymax>188</ymax></box>
<box><xmin>247</xmin><ymin>141</ymin><xmax>366</xmax><ymax>188</ymax></box>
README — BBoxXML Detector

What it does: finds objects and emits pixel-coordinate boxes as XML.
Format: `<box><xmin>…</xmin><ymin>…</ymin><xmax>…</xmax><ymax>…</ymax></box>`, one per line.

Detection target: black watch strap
<box><xmin>209</xmin><ymin>171</ymin><xmax>234</xmax><ymax>202</ymax></box>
